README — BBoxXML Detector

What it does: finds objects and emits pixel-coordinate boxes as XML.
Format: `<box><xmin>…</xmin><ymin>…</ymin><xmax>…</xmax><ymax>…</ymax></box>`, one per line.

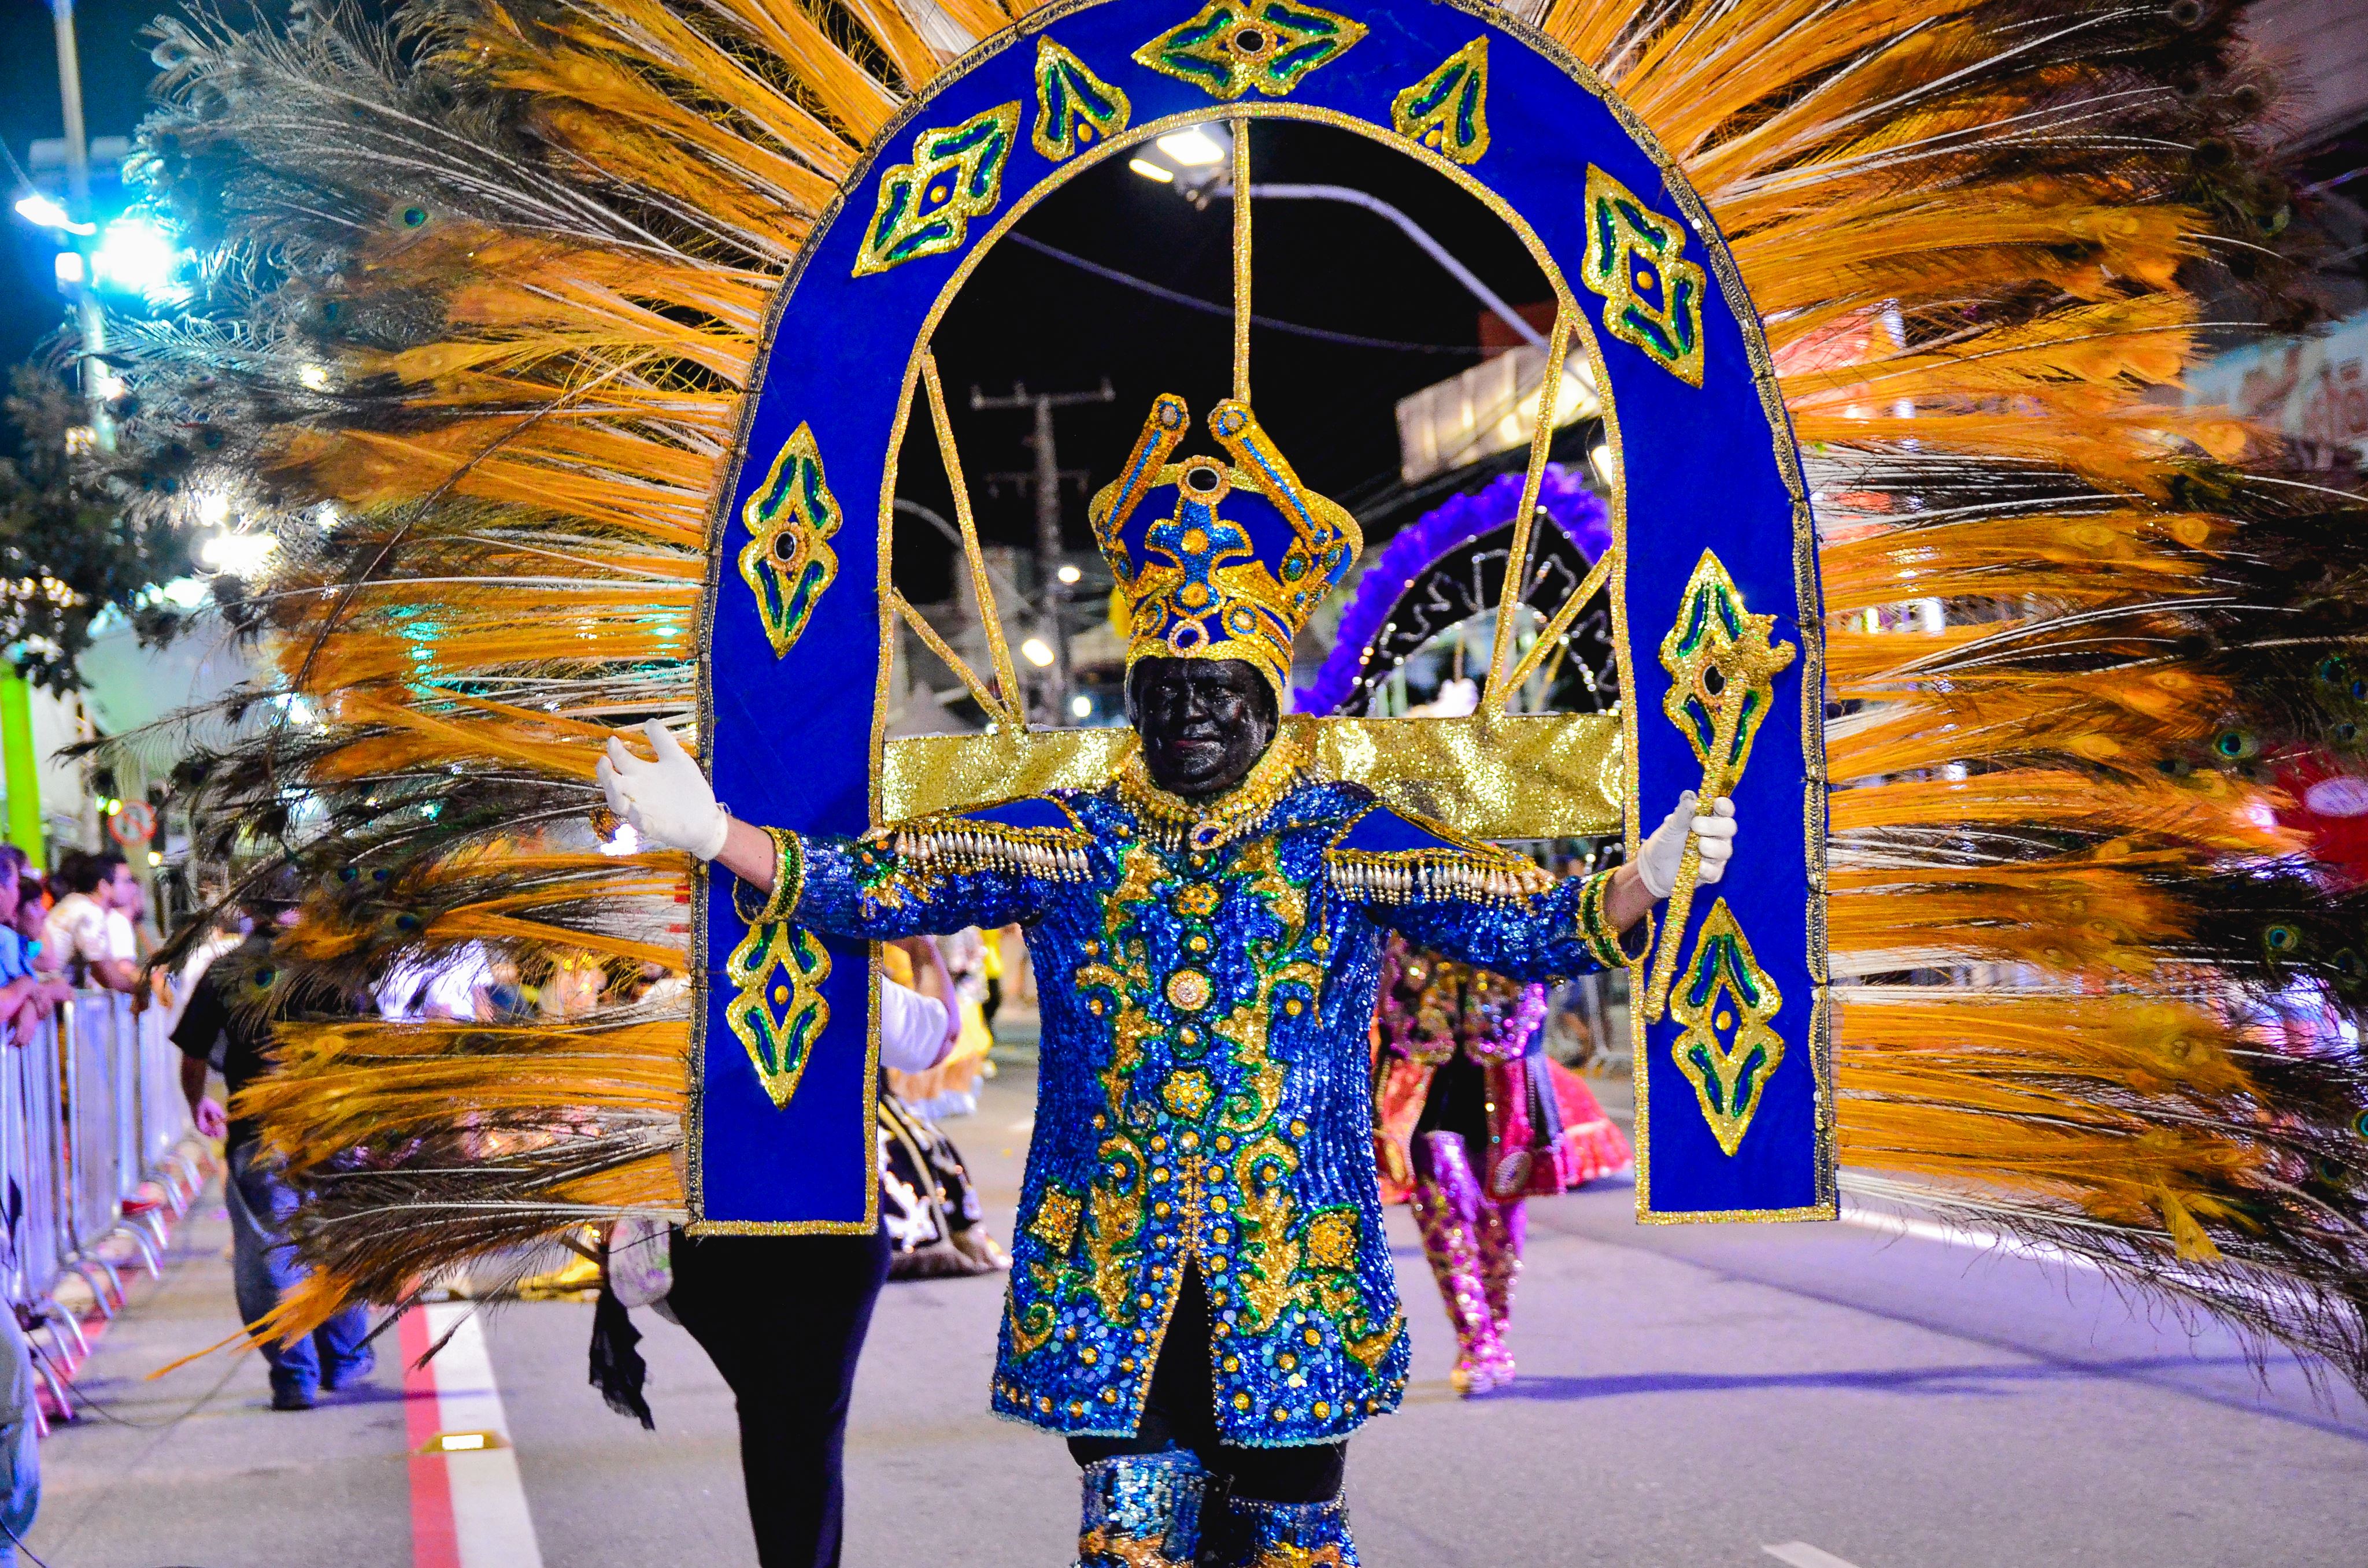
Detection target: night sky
<box><xmin>3</xmin><ymin>5</ymin><xmax>1559</xmax><ymax>553</ymax></box>
<box><xmin>901</xmin><ymin>116</ymin><xmax>1552</xmax><ymax>599</ymax></box>
<box><xmin>2</xmin><ymin>0</ymin><xmax>164</xmax><ymax>418</ymax></box>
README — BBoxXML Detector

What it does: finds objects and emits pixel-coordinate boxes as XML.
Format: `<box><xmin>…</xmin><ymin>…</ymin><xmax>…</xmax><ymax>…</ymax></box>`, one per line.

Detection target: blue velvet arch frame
<box><xmin>693</xmin><ymin>0</ymin><xmax>1830</xmax><ymax>1232</ymax></box>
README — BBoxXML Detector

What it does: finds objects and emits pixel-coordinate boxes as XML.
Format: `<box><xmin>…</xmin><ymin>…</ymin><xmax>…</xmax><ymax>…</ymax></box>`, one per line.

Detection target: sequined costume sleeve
<box><xmin>1325</xmin><ymin>801</ymin><xmax>1648</xmax><ymax>981</ymax></box>
<box><xmin>739</xmin><ymin>795</ymin><xmax>1094</xmax><ymax>939</ymax></box>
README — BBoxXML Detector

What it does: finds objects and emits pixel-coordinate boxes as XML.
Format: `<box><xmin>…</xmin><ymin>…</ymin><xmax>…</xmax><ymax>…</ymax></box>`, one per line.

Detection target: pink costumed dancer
<box><xmin>1371</xmin><ymin>936</ymin><xmax>1630</xmax><ymax>1395</ymax></box>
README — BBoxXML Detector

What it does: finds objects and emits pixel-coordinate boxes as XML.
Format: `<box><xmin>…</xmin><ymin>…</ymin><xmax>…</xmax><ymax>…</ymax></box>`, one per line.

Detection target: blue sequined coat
<box><xmin>753</xmin><ymin>743</ymin><xmax>1642</xmax><ymax>1446</ymax></box>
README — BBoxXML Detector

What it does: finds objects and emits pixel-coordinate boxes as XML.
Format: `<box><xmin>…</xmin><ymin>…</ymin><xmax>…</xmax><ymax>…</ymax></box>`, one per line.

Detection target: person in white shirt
<box><xmin>43</xmin><ymin>851</ymin><xmax>138</xmax><ymax>994</ymax></box>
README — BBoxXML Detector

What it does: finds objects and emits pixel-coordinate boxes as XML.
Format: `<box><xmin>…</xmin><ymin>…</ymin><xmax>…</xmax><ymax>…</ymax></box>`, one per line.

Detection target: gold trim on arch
<box><xmin>687</xmin><ymin>0</ymin><xmax>1825</xmax><ymax>1232</ymax></box>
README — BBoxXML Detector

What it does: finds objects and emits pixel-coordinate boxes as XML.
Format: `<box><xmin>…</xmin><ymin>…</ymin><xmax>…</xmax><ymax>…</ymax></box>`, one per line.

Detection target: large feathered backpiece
<box><xmin>114</xmin><ymin>0</ymin><xmax>2368</xmax><ymax>1380</ymax></box>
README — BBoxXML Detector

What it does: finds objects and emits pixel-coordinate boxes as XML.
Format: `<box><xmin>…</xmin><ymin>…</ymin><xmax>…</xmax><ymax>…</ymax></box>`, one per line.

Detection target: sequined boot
<box><xmin>1474</xmin><ymin>1194</ymin><xmax>1526</xmax><ymax>1387</ymax></box>
<box><xmin>1076</xmin><ymin>1451</ymin><xmax>1208</xmax><ymax>1567</ymax></box>
<box><xmin>1409</xmin><ymin>1130</ymin><xmax>1505</xmax><ymax>1396</ymax></box>
<box><xmin>1208</xmin><ymin>1493</ymin><xmax>1360</xmax><ymax>1567</ymax></box>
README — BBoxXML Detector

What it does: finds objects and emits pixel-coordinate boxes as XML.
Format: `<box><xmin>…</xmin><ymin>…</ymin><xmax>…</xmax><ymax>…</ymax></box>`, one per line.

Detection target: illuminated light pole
<box><xmin>1127</xmin><ymin>121</ymin><xmax>1545</xmax><ymax>351</ymax></box>
<box><xmin>47</xmin><ymin>0</ymin><xmax>113</xmax><ymax>448</ymax></box>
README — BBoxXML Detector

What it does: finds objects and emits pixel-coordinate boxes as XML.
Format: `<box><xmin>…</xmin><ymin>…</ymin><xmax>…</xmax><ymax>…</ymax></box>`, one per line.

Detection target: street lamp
<box><xmin>13</xmin><ymin>192</ymin><xmax>91</xmax><ymax>235</ymax></box>
<box><xmin>90</xmin><ymin>216</ymin><xmax>180</xmax><ymax>296</ymax></box>
<box><xmin>198</xmin><ymin>532</ymin><xmax>277</xmax><ymax>576</ymax></box>
<box><xmin>1127</xmin><ymin>119</ymin><xmax>1545</xmax><ymax>350</ymax></box>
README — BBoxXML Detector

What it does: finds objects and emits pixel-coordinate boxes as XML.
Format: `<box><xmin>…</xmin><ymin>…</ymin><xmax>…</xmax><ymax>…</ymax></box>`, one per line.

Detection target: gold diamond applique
<box><xmin>1133</xmin><ymin>0</ymin><xmax>1367</xmax><ymax>102</ymax></box>
<box><xmin>1668</xmin><ymin>899</ymin><xmax>1784</xmax><ymax>1156</ymax></box>
<box><xmin>737</xmin><ymin>422</ymin><xmax>841</xmax><ymax>658</ymax></box>
<box><xmin>1303</xmin><ymin>1209</ymin><xmax>1357</xmax><ymax>1270</ymax></box>
<box><xmin>1581</xmin><ymin>165</ymin><xmax>1707</xmax><ymax>386</ymax></box>
<box><xmin>1029</xmin><ymin>1185</ymin><xmax>1084</xmax><ymax>1250</ymax></box>
<box><xmin>724</xmin><ymin>921</ymin><xmax>831</xmax><ymax>1109</ymax></box>
<box><xmin>853</xmin><ymin>102</ymin><xmax>1022</xmax><ymax>277</ymax></box>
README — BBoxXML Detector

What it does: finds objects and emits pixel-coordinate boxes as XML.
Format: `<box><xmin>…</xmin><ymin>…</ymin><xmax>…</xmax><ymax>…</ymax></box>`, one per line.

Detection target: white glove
<box><xmin>598</xmin><ymin>719</ymin><xmax>729</xmax><ymax>861</ymax></box>
<box><xmin>1636</xmin><ymin>791</ymin><xmax>1739</xmax><ymax>900</ymax></box>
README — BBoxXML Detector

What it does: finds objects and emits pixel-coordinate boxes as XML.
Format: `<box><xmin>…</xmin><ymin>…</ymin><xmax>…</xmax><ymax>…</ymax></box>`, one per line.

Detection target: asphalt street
<box><xmin>30</xmin><ymin>1058</ymin><xmax>2368</xmax><ymax>1568</ymax></box>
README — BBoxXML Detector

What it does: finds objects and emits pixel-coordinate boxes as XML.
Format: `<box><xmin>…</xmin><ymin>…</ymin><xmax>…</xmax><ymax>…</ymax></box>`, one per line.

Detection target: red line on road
<box><xmin>402</xmin><ymin>1308</ymin><xmax>460</xmax><ymax>1568</ymax></box>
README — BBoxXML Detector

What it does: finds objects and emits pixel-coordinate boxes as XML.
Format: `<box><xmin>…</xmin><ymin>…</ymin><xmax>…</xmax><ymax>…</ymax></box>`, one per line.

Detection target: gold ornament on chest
<box><xmin>1166</xmin><ymin>968</ymin><xmax>1214</xmax><ymax>1012</ymax></box>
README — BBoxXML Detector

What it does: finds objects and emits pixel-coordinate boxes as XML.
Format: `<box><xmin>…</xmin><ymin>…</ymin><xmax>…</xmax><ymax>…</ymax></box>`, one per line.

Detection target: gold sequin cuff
<box><xmin>1577</xmin><ymin>867</ymin><xmax>1649</xmax><ymax>969</ymax></box>
<box><xmin>732</xmin><ymin>825</ymin><xmax>804</xmax><ymax>925</ymax></box>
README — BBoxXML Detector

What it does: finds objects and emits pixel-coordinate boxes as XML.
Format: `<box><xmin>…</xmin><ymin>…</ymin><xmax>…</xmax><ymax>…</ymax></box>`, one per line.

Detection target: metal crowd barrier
<box><xmin>0</xmin><ymin>992</ymin><xmax>202</xmax><ymax>1419</ymax></box>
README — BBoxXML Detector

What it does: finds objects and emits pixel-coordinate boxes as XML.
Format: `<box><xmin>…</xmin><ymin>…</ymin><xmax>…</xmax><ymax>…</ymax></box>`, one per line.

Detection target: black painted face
<box><xmin>1128</xmin><ymin>657</ymin><xmax>1278</xmax><ymax>802</ymax></box>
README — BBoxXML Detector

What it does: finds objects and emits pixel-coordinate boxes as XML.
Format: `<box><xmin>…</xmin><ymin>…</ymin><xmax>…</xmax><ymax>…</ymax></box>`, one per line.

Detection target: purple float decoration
<box><xmin>1296</xmin><ymin>464</ymin><xmax>1610</xmax><ymax>717</ymax></box>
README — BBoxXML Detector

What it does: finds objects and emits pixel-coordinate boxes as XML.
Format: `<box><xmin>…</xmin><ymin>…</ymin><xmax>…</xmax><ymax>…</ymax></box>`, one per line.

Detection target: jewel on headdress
<box><xmin>1089</xmin><ymin>395</ymin><xmax>1360</xmax><ymax>702</ymax></box>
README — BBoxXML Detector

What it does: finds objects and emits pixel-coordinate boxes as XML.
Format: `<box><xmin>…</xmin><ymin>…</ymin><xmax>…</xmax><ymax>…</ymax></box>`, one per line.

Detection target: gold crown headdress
<box><xmin>1089</xmin><ymin>394</ymin><xmax>1360</xmax><ymax>703</ymax></box>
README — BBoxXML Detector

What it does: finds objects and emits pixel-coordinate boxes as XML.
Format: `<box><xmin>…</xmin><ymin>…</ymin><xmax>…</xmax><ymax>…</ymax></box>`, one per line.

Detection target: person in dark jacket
<box><xmin>173</xmin><ymin>876</ymin><xmax>374</xmax><ymax>1411</ymax></box>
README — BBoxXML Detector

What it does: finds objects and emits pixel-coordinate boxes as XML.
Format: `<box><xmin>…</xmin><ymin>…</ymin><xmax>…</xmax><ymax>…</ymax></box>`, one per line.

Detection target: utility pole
<box><xmin>50</xmin><ymin>0</ymin><xmax>112</xmax><ymax>447</ymax></box>
<box><xmin>971</xmin><ymin>378</ymin><xmax>1115</xmax><ymax>723</ymax></box>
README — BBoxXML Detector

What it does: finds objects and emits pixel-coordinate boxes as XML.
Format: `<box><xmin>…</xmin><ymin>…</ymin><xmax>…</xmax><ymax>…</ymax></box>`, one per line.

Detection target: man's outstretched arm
<box><xmin>598</xmin><ymin>720</ymin><xmax>1067</xmax><ymax>940</ymax></box>
<box><xmin>1353</xmin><ymin>794</ymin><xmax>1735</xmax><ymax>981</ymax></box>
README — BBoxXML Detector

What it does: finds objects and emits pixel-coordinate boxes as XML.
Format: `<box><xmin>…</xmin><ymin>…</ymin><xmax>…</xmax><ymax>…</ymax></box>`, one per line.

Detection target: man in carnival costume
<box><xmin>123</xmin><ymin>1</ymin><xmax>2368</xmax><ymax>1566</ymax></box>
<box><xmin>602</xmin><ymin>393</ymin><xmax>1738</xmax><ymax>1565</ymax></box>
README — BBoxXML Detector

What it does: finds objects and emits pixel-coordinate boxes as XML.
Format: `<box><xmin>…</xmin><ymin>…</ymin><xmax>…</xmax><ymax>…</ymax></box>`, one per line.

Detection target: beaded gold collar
<box><xmin>1113</xmin><ymin>729</ymin><xmax>1310</xmax><ymax>852</ymax></box>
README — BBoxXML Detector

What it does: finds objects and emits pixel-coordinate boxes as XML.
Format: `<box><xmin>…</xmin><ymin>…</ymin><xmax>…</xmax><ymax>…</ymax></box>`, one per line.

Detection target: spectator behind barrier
<box><xmin>13</xmin><ymin>875</ymin><xmax>57</xmax><ymax>982</ymax></box>
<box><xmin>0</xmin><ymin>852</ymin><xmax>69</xmax><ymax>1046</ymax></box>
<box><xmin>44</xmin><ymin>851</ymin><xmax>138</xmax><ymax>995</ymax></box>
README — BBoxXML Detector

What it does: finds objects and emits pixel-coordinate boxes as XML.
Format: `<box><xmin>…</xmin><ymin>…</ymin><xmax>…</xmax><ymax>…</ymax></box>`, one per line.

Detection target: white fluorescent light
<box><xmin>14</xmin><ymin>194</ymin><xmax>92</xmax><ymax>235</ymax></box>
<box><xmin>199</xmin><ymin>531</ymin><xmax>277</xmax><ymax>575</ymax></box>
<box><xmin>1069</xmin><ymin>694</ymin><xmax>1092</xmax><ymax>718</ymax></box>
<box><xmin>1056</xmin><ymin>564</ymin><xmax>1082</xmax><ymax>584</ymax></box>
<box><xmin>1156</xmin><ymin>129</ymin><xmax>1226</xmax><ymax>166</ymax></box>
<box><xmin>90</xmin><ymin>216</ymin><xmax>178</xmax><ymax>294</ymax></box>
<box><xmin>53</xmin><ymin>252</ymin><xmax>84</xmax><ymax>285</ymax></box>
<box><xmin>1020</xmin><ymin>636</ymin><xmax>1056</xmax><ymax>668</ymax></box>
<box><xmin>1127</xmin><ymin>158</ymin><xmax>1174</xmax><ymax>184</ymax></box>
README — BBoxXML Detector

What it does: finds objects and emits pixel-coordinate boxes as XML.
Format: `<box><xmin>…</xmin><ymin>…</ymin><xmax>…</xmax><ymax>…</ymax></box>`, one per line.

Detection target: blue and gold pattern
<box><xmin>1645</xmin><ymin>548</ymin><xmax>1796</xmax><ymax>1021</ymax></box>
<box><xmin>1090</xmin><ymin>396</ymin><xmax>1360</xmax><ymax>701</ymax></box>
<box><xmin>852</xmin><ymin>103</ymin><xmax>1022</xmax><ymax>277</ymax></box>
<box><xmin>1033</xmin><ymin>38</ymin><xmax>1132</xmax><ymax>161</ymax></box>
<box><xmin>736</xmin><ymin>423</ymin><xmax>841</xmax><ymax>658</ymax></box>
<box><xmin>1581</xmin><ymin>164</ymin><xmax>1707</xmax><ymax>386</ymax></box>
<box><xmin>704</xmin><ymin>0</ymin><xmax>1830</xmax><ymax>1234</ymax></box>
<box><xmin>1133</xmin><ymin>0</ymin><xmax>1368</xmax><ymax>101</ymax></box>
<box><xmin>724</xmin><ymin>918</ymin><xmax>831</xmax><ymax>1110</ymax></box>
<box><xmin>771</xmin><ymin>766</ymin><xmax>1639</xmax><ymax>1444</ymax></box>
<box><xmin>1391</xmin><ymin>38</ymin><xmax>1490</xmax><ymax>165</ymax></box>
<box><xmin>1667</xmin><ymin>898</ymin><xmax>1784</xmax><ymax>1156</ymax></box>
<box><xmin>1660</xmin><ymin>549</ymin><xmax>1796</xmax><ymax>783</ymax></box>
